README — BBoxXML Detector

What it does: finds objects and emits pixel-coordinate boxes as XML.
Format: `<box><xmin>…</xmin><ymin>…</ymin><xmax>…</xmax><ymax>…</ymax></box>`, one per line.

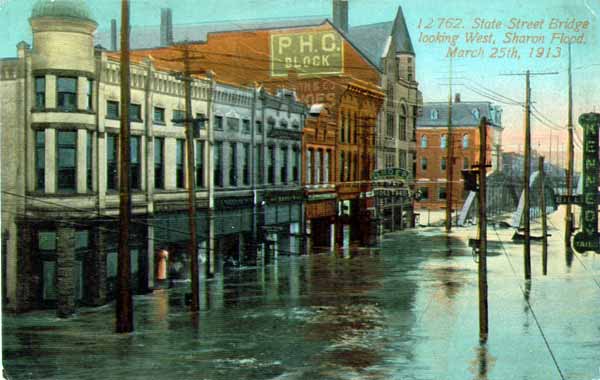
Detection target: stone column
<box><xmin>16</xmin><ymin>223</ymin><xmax>36</xmax><ymax>312</ymax></box>
<box><xmin>56</xmin><ymin>224</ymin><xmax>75</xmax><ymax>317</ymax></box>
<box><xmin>85</xmin><ymin>225</ymin><xmax>107</xmax><ymax>306</ymax></box>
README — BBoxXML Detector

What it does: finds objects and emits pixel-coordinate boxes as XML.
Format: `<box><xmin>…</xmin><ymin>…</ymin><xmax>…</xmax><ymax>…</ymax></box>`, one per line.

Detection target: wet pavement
<box><xmin>3</xmin><ymin>222</ymin><xmax>600</xmax><ymax>380</ymax></box>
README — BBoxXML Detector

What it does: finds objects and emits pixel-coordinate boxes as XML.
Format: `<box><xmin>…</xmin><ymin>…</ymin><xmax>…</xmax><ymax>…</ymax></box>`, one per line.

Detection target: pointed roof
<box><xmin>391</xmin><ymin>7</ymin><xmax>414</xmax><ymax>55</ymax></box>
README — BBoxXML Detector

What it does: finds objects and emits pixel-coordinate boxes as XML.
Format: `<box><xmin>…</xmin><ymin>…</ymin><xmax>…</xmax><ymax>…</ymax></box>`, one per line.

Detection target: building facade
<box><xmin>415</xmin><ymin>95</ymin><xmax>503</xmax><ymax>211</ymax></box>
<box><xmin>0</xmin><ymin>0</ymin><xmax>306</xmax><ymax>314</ymax></box>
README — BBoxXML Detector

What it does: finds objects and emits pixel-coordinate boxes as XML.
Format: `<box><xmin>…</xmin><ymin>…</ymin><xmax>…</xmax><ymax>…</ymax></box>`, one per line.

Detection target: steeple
<box><xmin>391</xmin><ymin>7</ymin><xmax>414</xmax><ymax>55</ymax></box>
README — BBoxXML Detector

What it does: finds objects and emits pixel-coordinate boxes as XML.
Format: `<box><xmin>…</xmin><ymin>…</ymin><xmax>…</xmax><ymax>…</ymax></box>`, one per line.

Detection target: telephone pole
<box><xmin>565</xmin><ymin>42</ymin><xmax>574</xmax><ymax>251</ymax></box>
<box><xmin>501</xmin><ymin>69</ymin><xmax>558</xmax><ymax>280</ymax></box>
<box><xmin>183</xmin><ymin>47</ymin><xmax>200</xmax><ymax>312</ymax></box>
<box><xmin>445</xmin><ymin>57</ymin><xmax>454</xmax><ymax>233</ymax></box>
<box><xmin>539</xmin><ymin>156</ymin><xmax>548</xmax><ymax>275</ymax></box>
<box><xmin>478</xmin><ymin>116</ymin><xmax>488</xmax><ymax>342</ymax></box>
<box><xmin>116</xmin><ymin>0</ymin><xmax>133</xmax><ymax>333</ymax></box>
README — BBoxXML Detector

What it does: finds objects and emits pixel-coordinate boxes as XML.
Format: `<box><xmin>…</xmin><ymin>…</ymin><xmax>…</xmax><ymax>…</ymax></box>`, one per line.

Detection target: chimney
<box><xmin>110</xmin><ymin>19</ymin><xmax>117</xmax><ymax>51</ymax></box>
<box><xmin>160</xmin><ymin>8</ymin><xmax>173</xmax><ymax>46</ymax></box>
<box><xmin>454</xmin><ymin>93</ymin><xmax>461</xmax><ymax>103</ymax></box>
<box><xmin>332</xmin><ymin>0</ymin><xmax>348</xmax><ymax>33</ymax></box>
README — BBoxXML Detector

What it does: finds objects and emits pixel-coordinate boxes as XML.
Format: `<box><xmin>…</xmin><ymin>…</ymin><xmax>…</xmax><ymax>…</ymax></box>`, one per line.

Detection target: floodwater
<box><xmin>3</xmin><ymin>223</ymin><xmax>600</xmax><ymax>380</ymax></box>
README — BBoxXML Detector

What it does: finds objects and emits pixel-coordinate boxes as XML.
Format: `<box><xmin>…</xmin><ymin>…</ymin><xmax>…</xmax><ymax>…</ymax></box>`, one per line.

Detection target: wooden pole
<box><xmin>565</xmin><ymin>42</ymin><xmax>574</xmax><ymax>252</ymax></box>
<box><xmin>445</xmin><ymin>58</ymin><xmax>453</xmax><ymax>233</ymax></box>
<box><xmin>523</xmin><ymin>70</ymin><xmax>532</xmax><ymax>280</ymax></box>
<box><xmin>539</xmin><ymin>156</ymin><xmax>548</xmax><ymax>275</ymax></box>
<box><xmin>116</xmin><ymin>0</ymin><xmax>133</xmax><ymax>333</ymax></box>
<box><xmin>183</xmin><ymin>47</ymin><xmax>200</xmax><ymax>312</ymax></box>
<box><xmin>478</xmin><ymin>117</ymin><xmax>489</xmax><ymax>342</ymax></box>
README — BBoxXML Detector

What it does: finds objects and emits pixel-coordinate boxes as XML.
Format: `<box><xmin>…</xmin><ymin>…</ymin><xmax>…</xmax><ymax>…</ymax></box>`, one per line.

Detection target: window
<box><xmin>421</xmin><ymin>157</ymin><xmax>428</xmax><ymax>171</ymax></box>
<box><xmin>214</xmin><ymin>115</ymin><xmax>224</xmax><ymax>130</ymax></box>
<box><xmin>173</xmin><ymin>110</ymin><xmax>185</xmax><ymax>126</ymax></box>
<box><xmin>130</xmin><ymin>136</ymin><xmax>141</xmax><ymax>190</ymax></box>
<box><xmin>419</xmin><ymin>187</ymin><xmax>429</xmax><ymax>200</ymax></box>
<box><xmin>440</xmin><ymin>134</ymin><xmax>447</xmax><ymax>148</ymax></box>
<box><xmin>56</xmin><ymin>131</ymin><xmax>77</xmax><ymax>191</ymax></box>
<box><xmin>463</xmin><ymin>157</ymin><xmax>469</xmax><ymax>170</ymax></box>
<box><xmin>35</xmin><ymin>77</ymin><xmax>45</xmax><ymax>109</ymax></box>
<box><xmin>323</xmin><ymin>150</ymin><xmax>330</xmax><ymax>184</ymax></box>
<box><xmin>346</xmin><ymin>113</ymin><xmax>351</xmax><ymax>143</ymax></box>
<box><xmin>154</xmin><ymin>137</ymin><xmax>164</xmax><ymax>189</ymax></box>
<box><xmin>280</xmin><ymin>146</ymin><xmax>288</xmax><ymax>184</ymax></box>
<box><xmin>242</xmin><ymin>119</ymin><xmax>250</xmax><ymax>134</ymax></box>
<box><xmin>462</xmin><ymin>134</ymin><xmax>469</xmax><ymax>149</ymax></box>
<box><xmin>399</xmin><ymin>105</ymin><xmax>407</xmax><ymax>140</ymax></box>
<box><xmin>107</xmin><ymin>134</ymin><xmax>118</xmax><ymax>190</ymax></box>
<box><xmin>57</xmin><ymin>77</ymin><xmax>77</xmax><ymax>111</ymax></box>
<box><xmin>340</xmin><ymin>151</ymin><xmax>345</xmax><ymax>181</ymax></box>
<box><xmin>306</xmin><ymin>149</ymin><xmax>312</xmax><ymax>185</ymax></box>
<box><xmin>399</xmin><ymin>151</ymin><xmax>407</xmax><ymax>170</ymax></box>
<box><xmin>214</xmin><ymin>142</ymin><xmax>223</xmax><ymax>187</ymax></box>
<box><xmin>267</xmin><ymin>119</ymin><xmax>275</xmax><ymax>133</ymax></box>
<box><xmin>292</xmin><ymin>147</ymin><xmax>299</xmax><ymax>183</ymax></box>
<box><xmin>86</xmin><ymin>79</ymin><xmax>93</xmax><ymax>111</ymax></box>
<box><xmin>430</xmin><ymin>109</ymin><xmax>439</xmax><ymax>120</ymax></box>
<box><xmin>242</xmin><ymin>143</ymin><xmax>250</xmax><ymax>185</ymax></box>
<box><xmin>176</xmin><ymin>139</ymin><xmax>185</xmax><ymax>188</ymax></box>
<box><xmin>107</xmin><ymin>100</ymin><xmax>119</xmax><ymax>119</ymax></box>
<box><xmin>35</xmin><ymin>131</ymin><xmax>45</xmax><ymax>191</ymax></box>
<box><xmin>195</xmin><ymin>113</ymin><xmax>206</xmax><ymax>129</ymax></box>
<box><xmin>229</xmin><ymin>142</ymin><xmax>237</xmax><ymax>186</ymax></box>
<box><xmin>472</xmin><ymin>108</ymin><xmax>480</xmax><ymax>120</ymax></box>
<box><xmin>154</xmin><ymin>107</ymin><xmax>165</xmax><ymax>124</ymax></box>
<box><xmin>86</xmin><ymin>132</ymin><xmax>93</xmax><ymax>191</ymax></box>
<box><xmin>439</xmin><ymin>186</ymin><xmax>447</xmax><ymax>200</ymax></box>
<box><xmin>340</xmin><ymin>114</ymin><xmax>345</xmax><ymax>143</ymax></box>
<box><xmin>386</xmin><ymin>113</ymin><xmax>394</xmax><ymax>138</ymax></box>
<box><xmin>195</xmin><ymin>140</ymin><xmax>204</xmax><ymax>188</ymax></box>
<box><xmin>421</xmin><ymin>135</ymin><xmax>428</xmax><ymax>148</ymax></box>
<box><xmin>280</xmin><ymin>120</ymin><xmax>288</xmax><ymax>129</ymax></box>
<box><xmin>267</xmin><ymin>146</ymin><xmax>275</xmax><ymax>184</ymax></box>
<box><xmin>256</xmin><ymin>121</ymin><xmax>263</xmax><ymax>134</ymax></box>
<box><xmin>441</xmin><ymin>157</ymin><xmax>447</xmax><ymax>171</ymax></box>
<box><xmin>412</xmin><ymin>107</ymin><xmax>418</xmax><ymax>142</ymax></box>
<box><xmin>227</xmin><ymin>117</ymin><xmax>239</xmax><ymax>132</ymax></box>
<box><xmin>256</xmin><ymin>144</ymin><xmax>263</xmax><ymax>184</ymax></box>
<box><xmin>314</xmin><ymin>149</ymin><xmax>321</xmax><ymax>184</ymax></box>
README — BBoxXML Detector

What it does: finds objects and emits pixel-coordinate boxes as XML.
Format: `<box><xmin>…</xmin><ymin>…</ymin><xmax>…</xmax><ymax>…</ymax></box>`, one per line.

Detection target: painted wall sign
<box><xmin>572</xmin><ymin>113</ymin><xmax>600</xmax><ymax>254</ymax></box>
<box><xmin>270</xmin><ymin>30</ymin><xmax>344</xmax><ymax>77</ymax></box>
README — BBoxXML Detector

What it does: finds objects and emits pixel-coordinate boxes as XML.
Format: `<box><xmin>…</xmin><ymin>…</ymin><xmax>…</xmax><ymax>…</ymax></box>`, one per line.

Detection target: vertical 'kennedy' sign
<box><xmin>270</xmin><ymin>30</ymin><xmax>344</xmax><ymax>77</ymax></box>
<box><xmin>573</xmin><ymin>113</ymin><xmax>600</xmax><ymax>253</ymax></box>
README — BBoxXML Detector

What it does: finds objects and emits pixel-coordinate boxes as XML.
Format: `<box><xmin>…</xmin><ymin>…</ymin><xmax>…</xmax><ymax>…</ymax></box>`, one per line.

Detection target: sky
<box><xmin>1</xmin><ymin>0</ymin><xmax>599</xmax><ymax>160</ymax></box>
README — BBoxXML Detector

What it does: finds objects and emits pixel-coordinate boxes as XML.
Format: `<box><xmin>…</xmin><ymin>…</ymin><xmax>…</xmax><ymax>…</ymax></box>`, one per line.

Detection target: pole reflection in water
<box><xmin>522</xmin><ymin>280</ymin><xmax>532</xmax><ymax>332</ymax></box>
<box><xmin>469</xmin><ymin>343</ymin><xmax>496</xmax><ymax>380</ymax></box>
<box><xmin>565</xmin><ymin>246</ymin><xmax>574</xmax><ymax>268</ymax></box>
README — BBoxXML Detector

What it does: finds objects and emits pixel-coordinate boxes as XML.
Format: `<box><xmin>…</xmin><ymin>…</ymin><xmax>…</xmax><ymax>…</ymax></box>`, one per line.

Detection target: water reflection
<box><xmin>469</xmin><ymin>343</ymin><xmax>496</xmax><ymax>380</ymax></box>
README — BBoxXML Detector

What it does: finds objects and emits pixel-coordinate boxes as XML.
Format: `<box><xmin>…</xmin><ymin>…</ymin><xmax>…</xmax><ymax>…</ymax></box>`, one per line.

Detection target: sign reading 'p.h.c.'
<box><xmin>573</xmin><ymin>113</ymin><xmax>600</xmax><ymax>254</ymax></box>
<box><xmin>270</xmin><ymin>30</ymin><xmax>344</xmax><ymax>78</ymax></box>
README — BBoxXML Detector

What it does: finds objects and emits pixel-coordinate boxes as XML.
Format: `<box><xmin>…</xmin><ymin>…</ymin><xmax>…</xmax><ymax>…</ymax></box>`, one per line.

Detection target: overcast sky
<box><xmin>1</xmin><ymin>0</ymin><xmax>599</xmax><ymax>157</ymax></box>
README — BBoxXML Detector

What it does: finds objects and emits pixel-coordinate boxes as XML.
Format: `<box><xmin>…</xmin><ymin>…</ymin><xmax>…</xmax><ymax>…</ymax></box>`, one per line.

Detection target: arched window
<box><xmin>462</xmin><ymin>134</ymin><xmax>469</xmax><ymax>149</ymax></box>
<box><xmin>421</xmin><ymin>135</ymin><xmax>428</xmax><ymax>148</ymax></box>
<box><xmin>440</xmin><ymin>134</ymin><xmax>447</xmax><ymax>148</ymax></box>
<box><xmin>430</xmin><ymin>109</ymin><xmax>439</xmax><ymax>120</ymax></box>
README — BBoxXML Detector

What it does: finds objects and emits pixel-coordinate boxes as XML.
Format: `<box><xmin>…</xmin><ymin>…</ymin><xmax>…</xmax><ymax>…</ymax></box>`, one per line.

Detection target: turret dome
<box><xmin>31</xmin><ymin>0</ymin><xmax>94</xmax><ymax>23</ymax></box>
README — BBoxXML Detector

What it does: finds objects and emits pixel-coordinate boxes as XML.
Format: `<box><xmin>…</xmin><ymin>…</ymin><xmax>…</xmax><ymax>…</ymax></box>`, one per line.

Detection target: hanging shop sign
<box><xmin>572</xmin><ymin>113</ymin><xmax>600</xmax><ymax>254</ymax></box>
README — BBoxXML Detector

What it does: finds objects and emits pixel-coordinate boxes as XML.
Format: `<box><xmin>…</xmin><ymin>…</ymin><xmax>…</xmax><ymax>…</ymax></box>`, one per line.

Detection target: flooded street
<box><xmin>3</xmin><ymin>224</ymin><xmax>600</xmax><ymax>380</ymax></box>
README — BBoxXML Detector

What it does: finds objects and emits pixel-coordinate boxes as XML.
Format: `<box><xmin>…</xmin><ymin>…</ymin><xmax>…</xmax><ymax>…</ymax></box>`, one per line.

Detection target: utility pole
<box><xmin>523</xmin><ymin>70</ymin><xmax>532</xmax><ymax>280</ymax></box>
<box><xmin>565</xmin><ymin>42</ymin><xmax>574</xmax><ymax>251</ymax></box>
<box><xmin>116</xmin><ymin>0</ymin><xmax>133</xmax><ymax>333</ymax></box>
<box><xmin>478</xmin><ymin>116</ymin><xmax>488</xmax><ymax>342</ymax></box>
<box><xmin>501</xmin><ymin>69</ymin><xmax>558</xmax><ymax>280</ymax></box>
<box><xmin>445</xmin><ymin>57</ymin><xmax>454</xmax><ymax>233</ymax></box>
<box><xmin>539</xmin><ymin>156</ymin><xmax>548</xmax><ymax>275</ymax></box>
<box><xmin>182</xmin><ymin>46</ymin><xmax>200</xmax><ymax>312</ymax></box>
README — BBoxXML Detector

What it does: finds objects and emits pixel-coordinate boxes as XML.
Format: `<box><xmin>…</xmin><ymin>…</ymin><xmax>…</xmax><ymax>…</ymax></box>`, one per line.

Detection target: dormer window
<box><xmin>472</xmin><ymin>108</ymin><xmax>480</xmax><ymax>120</ymax></box>
<box><xmin>430</xmin><ymin>109</ymin><xmax>439</xmax><ymax>120</ymax></box>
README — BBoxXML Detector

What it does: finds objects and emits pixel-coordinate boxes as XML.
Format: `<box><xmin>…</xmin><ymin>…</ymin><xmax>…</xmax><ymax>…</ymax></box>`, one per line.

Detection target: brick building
<box><xmin>415</xmin><ymin>95</ymin><xmax>503</xmax><ymax>211</ymax></box>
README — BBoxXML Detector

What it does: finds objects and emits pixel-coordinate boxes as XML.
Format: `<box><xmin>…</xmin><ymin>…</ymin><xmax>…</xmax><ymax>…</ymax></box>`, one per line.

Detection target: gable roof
<box><xmin>346</xmin><ymin>21</ymin><xmax>393</xmax><ymax>70</ymax></box>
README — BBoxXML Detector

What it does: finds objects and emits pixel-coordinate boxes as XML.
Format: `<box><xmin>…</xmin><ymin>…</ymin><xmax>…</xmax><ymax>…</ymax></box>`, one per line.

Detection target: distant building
<box><xmin>415</xmin><ymin>95</ymin><xmax>503</xmax><ymax>210</ymax></box>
